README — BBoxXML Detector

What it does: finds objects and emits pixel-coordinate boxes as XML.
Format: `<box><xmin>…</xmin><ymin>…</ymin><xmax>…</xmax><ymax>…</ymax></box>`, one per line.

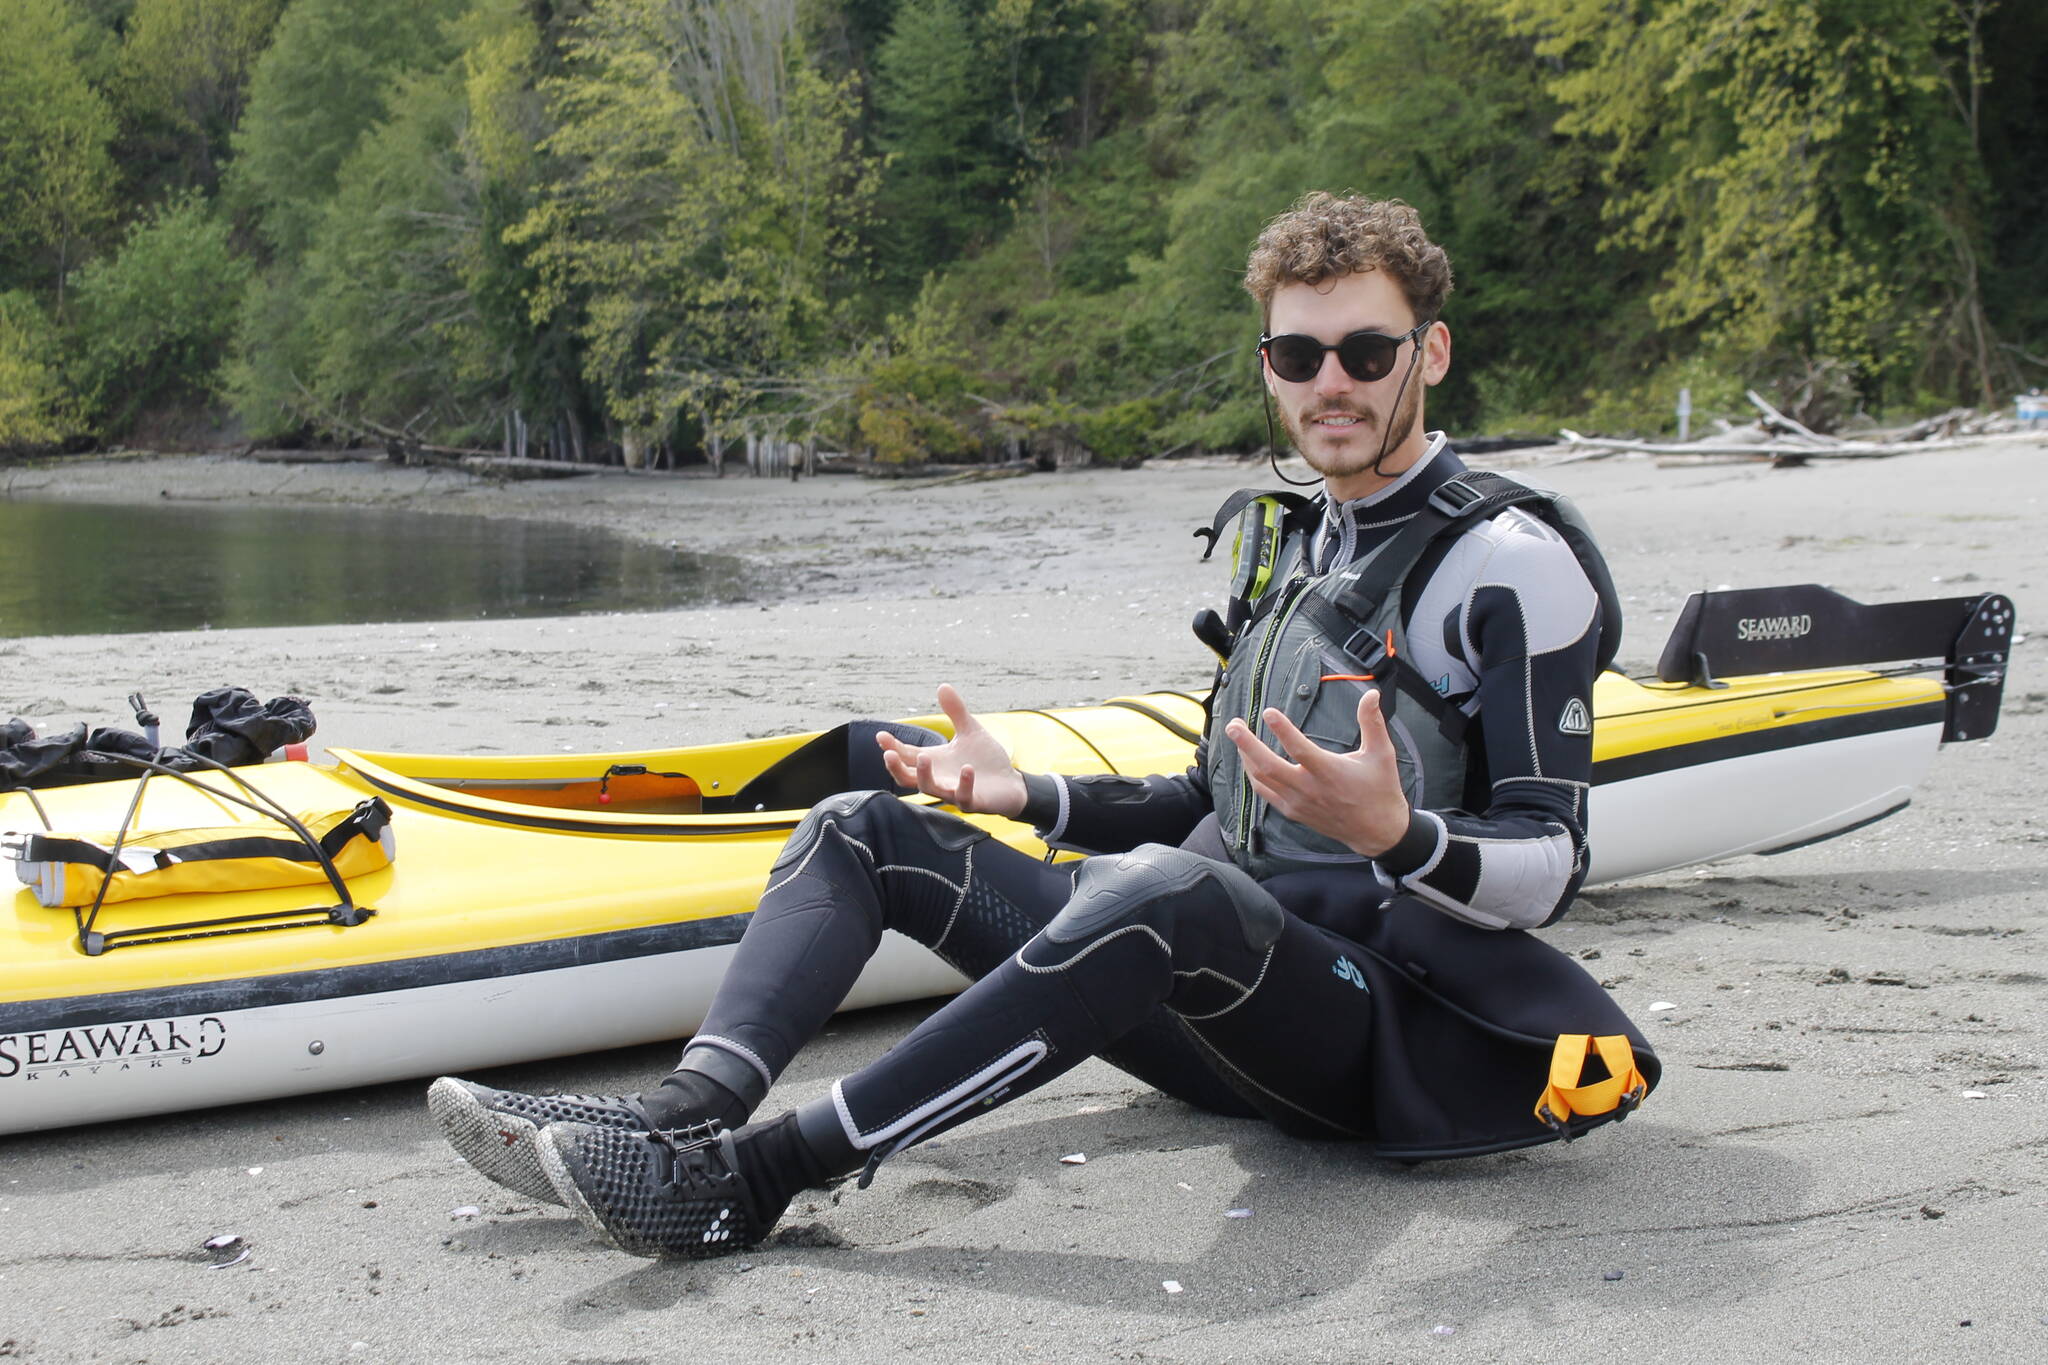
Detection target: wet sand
<box><xmin>2</xmin><ymin>442</ymin><xmax>2045</xmax><ymax>1363</ymax></box>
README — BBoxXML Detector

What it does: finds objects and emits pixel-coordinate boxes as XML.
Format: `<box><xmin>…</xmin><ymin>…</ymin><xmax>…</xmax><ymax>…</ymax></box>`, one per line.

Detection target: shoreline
<box><xmin>2</xmin><ymin>444</ymin><xmax>2045</xmax><ymax>1362</ymax></box>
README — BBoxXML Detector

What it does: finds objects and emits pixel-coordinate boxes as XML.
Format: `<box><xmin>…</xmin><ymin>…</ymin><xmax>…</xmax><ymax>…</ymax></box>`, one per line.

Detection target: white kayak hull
<box><xmin>1588</xmin><ymin>719</ymin><xmax>1943</xmax><ymax>884</ymax></box>
<box><xmin>0</xmin><ymin>932</ymin><xmax>966</xmax><ymax>1134</ymax></box>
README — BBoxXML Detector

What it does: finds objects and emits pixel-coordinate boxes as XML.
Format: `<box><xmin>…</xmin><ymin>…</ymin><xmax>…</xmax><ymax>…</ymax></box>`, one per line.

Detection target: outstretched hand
<box><xmin>1223</xmin><ymin>690</ymin><xmax>1411</xmax><ymax>857</ymax></box>
<box><xmin>877</xmin><ymin>683</ymin><xmax>1028</xmax><ymax>818</ymax></box>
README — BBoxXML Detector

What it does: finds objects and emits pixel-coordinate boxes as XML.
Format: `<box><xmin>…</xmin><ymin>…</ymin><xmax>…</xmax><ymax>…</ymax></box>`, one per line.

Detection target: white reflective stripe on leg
<box><xmin>836</xmin><ymin>1039</ymin><xmax>1049</xmax><ymax>1150</ymax></box>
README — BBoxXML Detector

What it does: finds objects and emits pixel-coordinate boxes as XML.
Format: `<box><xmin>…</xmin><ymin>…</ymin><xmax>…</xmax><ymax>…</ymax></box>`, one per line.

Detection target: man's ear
<box><xmin>1422</xmin><ymin>320</ymin><xmax>1452</xmax><ymax>387</ymax></box>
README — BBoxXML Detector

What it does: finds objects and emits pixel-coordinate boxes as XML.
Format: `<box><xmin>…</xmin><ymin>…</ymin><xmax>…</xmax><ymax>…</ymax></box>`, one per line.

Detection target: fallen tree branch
<box><xmin>1745</xmin><ymin>389</ymin><xmax>1828</xmax><ymax>442</ymax></box>
<box><xmin>1551</xmin><ymin>430</ymin><xmax>2038</xmax><ymax>462</ymax></box>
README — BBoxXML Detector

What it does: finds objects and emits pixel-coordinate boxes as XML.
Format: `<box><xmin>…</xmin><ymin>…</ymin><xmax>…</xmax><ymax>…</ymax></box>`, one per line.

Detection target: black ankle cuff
<box><xmin>793</xmin><ymin>1095</ymin><xmax>860</xmax><ymax>1180</ymax></box>
<box><xmin>676</xmin><ymin>1043</ymin><xmax>769</xmax><ymax>1111</ymax></box>
<box><xmin>641</xmin><ymin>1070</ymin><xmax>748</xmax><ymax>1131</ymax></box>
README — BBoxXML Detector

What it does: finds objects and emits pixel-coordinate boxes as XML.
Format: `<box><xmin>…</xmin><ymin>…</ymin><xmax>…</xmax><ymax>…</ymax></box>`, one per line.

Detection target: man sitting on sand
<box><xmin>430</xmin><ymin>191</ymin><xmax>1657</xmax><ymax>1258</ymax></box>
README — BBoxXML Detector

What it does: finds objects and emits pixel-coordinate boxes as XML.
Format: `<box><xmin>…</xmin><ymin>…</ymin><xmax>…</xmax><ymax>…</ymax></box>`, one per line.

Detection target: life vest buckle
<box><xmin>1426</xmin><ymin>475</ymin><xmax>1486</xmax><ymax>517</ymax></box>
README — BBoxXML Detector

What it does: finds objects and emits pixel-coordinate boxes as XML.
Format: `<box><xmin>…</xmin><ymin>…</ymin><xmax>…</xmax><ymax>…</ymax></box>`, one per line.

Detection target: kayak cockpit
<box><xmin>329</xmin><ymin>695</ymin><xmax>1214</xmax><ymax>832</ymax></box>
<box><xmin>334</xmin><ymin>717</ymin><xmax>951</xmax><ymax>825</ymax></box>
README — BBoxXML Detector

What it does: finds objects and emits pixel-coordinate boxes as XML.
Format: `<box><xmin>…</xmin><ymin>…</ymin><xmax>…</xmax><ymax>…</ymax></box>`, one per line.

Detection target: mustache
<box><xmin>1302</xmin><ymin>406</ymin><xmax>1376</xmax><ymax>426</ymax></box>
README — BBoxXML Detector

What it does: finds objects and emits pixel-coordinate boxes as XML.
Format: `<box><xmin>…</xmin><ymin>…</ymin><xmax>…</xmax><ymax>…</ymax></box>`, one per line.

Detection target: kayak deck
<box><xmin>0</xmin><ymin>673</ymin><xmax>1956</xmax><ymax>1135</ymax></box>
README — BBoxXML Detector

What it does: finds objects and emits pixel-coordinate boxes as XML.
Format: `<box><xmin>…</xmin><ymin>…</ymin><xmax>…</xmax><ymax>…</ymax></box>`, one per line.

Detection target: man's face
<box><xmin>1263</xmin><ymin>269</ymin><xmax>1450</xmax><ymax>497</ymax></box>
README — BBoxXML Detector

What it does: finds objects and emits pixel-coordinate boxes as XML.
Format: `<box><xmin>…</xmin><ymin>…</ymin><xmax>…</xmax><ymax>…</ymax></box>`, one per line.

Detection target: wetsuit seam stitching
<box><xmin>933</xmin><ymin>843</ymin><xmax>972</xmax><ymax>949</ymax></box>
<box><xmin>1173</xmin><ymin>948</ymin><xmax>1275</xmax><ymax>1020</ymax></box>
<box><xmin>1187</xmin><ymin>1034</ymin><xmax>1369</xmax><ymax>1137</ymax></box>
<box><xmin>1444</xmin><ymin>826</ymin><xmax>1573</xmax><ymax>848</ymax></box>
<box><xmin>1396</xmin><ymin>810</ymin><xmax>1449</xmax><ymax>882</ymax></box>
<box><xmin>1016</xmin><ymin>922</ymin><xmax>1169</xmax><ymax>974</ymax></box>
<box><xmin>876</xmin><ymin>863</ymin><xmax>962</xmax><ymax>892</ymax></box>
<box><xmin>762</xmin><ymin>818</ymin><xmax>874</xmax><ymax>899</ymax></box>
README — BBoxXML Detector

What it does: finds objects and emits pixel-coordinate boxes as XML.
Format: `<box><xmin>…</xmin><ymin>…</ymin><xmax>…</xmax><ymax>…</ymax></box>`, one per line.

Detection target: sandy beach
<box><xmin>2</xmin><ymin>440</ymin><xmax>2045</xmax><ymax>1363</ymax></box>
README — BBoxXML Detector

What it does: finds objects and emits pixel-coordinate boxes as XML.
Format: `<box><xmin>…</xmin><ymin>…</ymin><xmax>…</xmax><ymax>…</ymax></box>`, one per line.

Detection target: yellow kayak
<box><xmin>0</xmin><ymin>666</ymin><xmax>1964</xmax><ymax>1135</ymax></box>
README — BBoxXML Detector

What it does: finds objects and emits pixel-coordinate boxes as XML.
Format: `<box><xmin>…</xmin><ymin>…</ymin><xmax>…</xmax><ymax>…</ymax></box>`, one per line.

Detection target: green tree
<box><xmin>116</xmin><ymin>0</ymin><xmax>287</xmax><ymax>195</ymax></box>
<box><xmin>515</xmin><ymin>0</ymin><xmax>878</xmax><ymax>444</ymax></box>
<box><xmin>0</xmin><ymin>0</ymin><xmax>119</xmax><ymax>306</ymax></box>
<box><xmin>295</xmin><ymin>0</ymin><xmax>580</xmax><ymax>445</ymax></box>
<box><xmin>1494</xmin><ymin>0</ymin><xmax>1988</xmax><ymax>410</ymax></box>
<box><xmin>869</xmin><ymin>0</ymin><xmax>1007</xmax><ymax>290</ymax></box>
<box><xmin>227</xmin><ymin>0</ymin><xmax>468</xmax><ymax>257</ymax></box>
<box><xmin>68</xmin><ymin>190</ymin><xmax>249</xmax><ymax>430</ymax></box>
<box><xmin>223</xmin><ymin>0</ymin><xmax>468</xmax><ymax>434</ymax></box>
<box><xmin>0</xmin><ymin>291</ymin><xmax>84</xmax><ymax>448</ymax></box>
<box><xmin>866</xmin><ymin>0</ymin><xmax>1108</xmax><ymax>302</ymax></box>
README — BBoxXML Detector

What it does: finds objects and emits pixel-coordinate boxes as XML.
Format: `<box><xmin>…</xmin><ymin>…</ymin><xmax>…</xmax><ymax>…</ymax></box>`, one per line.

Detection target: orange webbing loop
<box><xmin>1534</xmin><ymin>1034</ymin><xmax>1648</xmax><ymax>1132</ymax></box>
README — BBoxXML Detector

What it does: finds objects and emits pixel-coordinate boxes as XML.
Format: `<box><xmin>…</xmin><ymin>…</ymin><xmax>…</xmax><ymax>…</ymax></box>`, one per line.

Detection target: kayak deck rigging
<box><xmin>5</xmin><ymin>751</ymin><xmax>378</xmax><ymax>957</ymax></box>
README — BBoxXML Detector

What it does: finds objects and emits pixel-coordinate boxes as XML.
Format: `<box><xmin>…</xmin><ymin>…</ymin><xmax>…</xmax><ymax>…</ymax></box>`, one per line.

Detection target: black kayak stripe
<box><xmin>0</xmin><ymin>912</ymin><xmax>753</xmax><ymax>1033</ymax></box>
<box><xmin>1102</xmin><ymin>698</ymin><xmax>1206</xmax><ymax>746</ymax></box>
<box><xmin>349</xmin><ymin>766</ymin><xmax>798</xmax><ymax>836</ymax></box>
<box><xmin>1592</xmin><ymin>700</ymin><xmax>1946</xmax><ymax>786</ymax></box>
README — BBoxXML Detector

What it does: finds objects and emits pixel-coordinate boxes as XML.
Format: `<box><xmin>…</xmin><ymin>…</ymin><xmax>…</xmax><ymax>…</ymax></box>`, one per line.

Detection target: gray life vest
<box><xmin>1196</xmin><ymin>471</ymin><xmax>1621</xmax><ymax>881</ymax></box>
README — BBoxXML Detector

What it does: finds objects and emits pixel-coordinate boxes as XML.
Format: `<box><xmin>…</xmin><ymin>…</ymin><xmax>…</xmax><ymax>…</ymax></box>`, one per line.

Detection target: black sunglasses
<box><xmin>1258</xmin><ymin>320</ymin><xmax>1430</xmax><ymax>385</ymax></box>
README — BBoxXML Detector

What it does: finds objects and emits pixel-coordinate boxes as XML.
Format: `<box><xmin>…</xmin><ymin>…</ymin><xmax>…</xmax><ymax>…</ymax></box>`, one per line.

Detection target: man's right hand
<box><xmin>877</xmin><ymin>683</ymin><xmax>1028</xmax><ymax>818</ymax></box>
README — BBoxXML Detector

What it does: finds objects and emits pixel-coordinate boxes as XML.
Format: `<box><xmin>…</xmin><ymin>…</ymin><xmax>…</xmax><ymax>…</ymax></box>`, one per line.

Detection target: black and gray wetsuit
<box><xmin>684</xmin><ymin>437</ymin><xmax>1654</xmax><ymax>1168</ymax></box>
<box><xmin>1028</xmin><ymin>435</ymin><xmax>1603</xmax><ymax>930</ymax></box>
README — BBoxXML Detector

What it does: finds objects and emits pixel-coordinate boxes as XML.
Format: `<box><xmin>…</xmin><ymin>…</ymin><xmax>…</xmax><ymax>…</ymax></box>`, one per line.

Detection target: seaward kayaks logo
<box><xmin>1734</xmin><ymin>613</ymin><xmax>1814</xmax><ymax>642</ymax></box>
<box><xmin>0</xmin><ymin>1016</ymin><xmax>226</xmax><ymax>1082</ymax></box>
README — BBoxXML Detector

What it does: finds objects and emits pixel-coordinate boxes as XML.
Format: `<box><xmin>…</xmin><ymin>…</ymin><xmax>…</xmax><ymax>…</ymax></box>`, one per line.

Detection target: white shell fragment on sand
<box><xmin>1162</xmin><ymin>1280</ymin><xmax>1183</xmax><ymax>1294</ymax></box>
<box><xmin>1649</xmin><ymin>1001</ymin><xmax>1677</xmax><ymax>1011</ymax></box>
<box><xmin>203</xmin><ymin>1234</ymin><xmax>241</xmax><ymax>1250</ymax></box>
<box><xmin>449</xmin><ymin>1205</ymin><xmax>481</xmax><ymax>1219</ymax></box>
<box><xmin>1225</xmin><ymin>1208</ymin><xmax>1253</xmax><ymax>1219</ymax></box>
<box><xmin>1059</xmin><ymin>1153</ymin><xmax>1086</xmax><ymax>1165</ymax></box>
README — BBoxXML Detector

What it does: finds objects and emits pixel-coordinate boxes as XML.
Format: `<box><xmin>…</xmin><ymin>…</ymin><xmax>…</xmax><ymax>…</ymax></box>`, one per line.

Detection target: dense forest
<box><xmin>2</xmin><ymin>0</ymin><xmax>2043</xmax><ymax>465</ymax></box>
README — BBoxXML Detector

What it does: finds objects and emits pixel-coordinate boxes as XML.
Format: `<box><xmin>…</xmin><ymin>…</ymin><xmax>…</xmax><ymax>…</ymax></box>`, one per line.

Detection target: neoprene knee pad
<box><xmin>1050</xmin><ymin>844</ymin><xmax>1284</xmax><ymax>950</ymax></box>
<box><xmin>772</xmin><ymin>789</ymin><xmax>892</xmax><ymax>872</ymax></box>
<box><xmin>773</xmin><ymin>788</ymin><xmax>985</xmax><ymax>874</ymax></box>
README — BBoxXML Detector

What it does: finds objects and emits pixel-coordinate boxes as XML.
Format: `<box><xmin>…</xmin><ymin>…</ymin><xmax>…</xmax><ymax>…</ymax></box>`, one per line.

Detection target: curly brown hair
<box><xmin>1243</xmin><ymin>192</ymin><xmax>1453</xmax><ymax>327</ymax></box>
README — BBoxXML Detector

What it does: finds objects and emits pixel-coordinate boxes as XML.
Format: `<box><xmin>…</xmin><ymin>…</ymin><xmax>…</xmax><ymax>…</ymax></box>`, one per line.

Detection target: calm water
<box><xmin>0</xmin><ymin>499</ymin><xmax>750</xmax><ymax>637</ymax></box>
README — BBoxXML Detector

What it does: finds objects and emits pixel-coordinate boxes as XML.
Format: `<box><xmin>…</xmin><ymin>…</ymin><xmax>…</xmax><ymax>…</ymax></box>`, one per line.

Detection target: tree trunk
<box><xmin>566</xmin><ymin>407</ymin><xmax>587</xmax><ymax>464</ymax></box>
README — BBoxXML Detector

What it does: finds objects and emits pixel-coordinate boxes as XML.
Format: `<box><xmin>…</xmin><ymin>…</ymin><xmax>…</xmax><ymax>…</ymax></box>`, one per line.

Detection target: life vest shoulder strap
<box><xmin>1191</xmin><ymin>487</ymin><xmax>1318</xmax><ymax>561</ymax></box>
<box><xmin>1335</xmin><ymin>470</ymin><xmax>1623</xmax><ymax>675</ymax></box>
<box><xmin>1288</xmin><ymin>590</ymin><xmax>1472</xmax><ymax>744</ymax></box>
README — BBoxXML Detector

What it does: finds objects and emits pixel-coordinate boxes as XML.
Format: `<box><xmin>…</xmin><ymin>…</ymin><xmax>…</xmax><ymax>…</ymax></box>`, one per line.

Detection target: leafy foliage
<box><xmin>1494</xmin><ymin>0</ymin><xmax>1990</xmax><ymax>413</ymax></box>
<box><xmin>116</xmin><ymin>0</ymin><xmax>285</xmax><ymax>195</ymax></box>
<box><xmin>2</xmin><ymin>0</ymin><xmax>2043</xmax><ymax>451</ymax></box>
<box><xmin>513</xmin><ymin>0</ymin><xmax>878</xmax><ymax>441</ymax></box>
<box><xmin>0</xmin><ymin>0</ymin><xmax>119</xmax><ymax>301</ymax></box>
<box><xmin>0</xmin><ymin>292</ymin><xmax>85</xmax><ymax>448</ymax></box>
<box><xmin>67</xmin><ymin>190</ymin><xmax>249</xmax><ymax>428</ymax></box>
<box><xmin>227</xmin><ymin>0</ymin><xmax>468</xmax><ymax>257</ymax></box>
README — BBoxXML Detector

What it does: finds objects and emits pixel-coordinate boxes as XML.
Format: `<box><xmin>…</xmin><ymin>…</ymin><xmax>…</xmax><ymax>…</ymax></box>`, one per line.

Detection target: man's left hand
<box><xmin>1223</xmin><ymin>690</ymin><xmax>1411</xmax><ymax>858</ymax></box>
